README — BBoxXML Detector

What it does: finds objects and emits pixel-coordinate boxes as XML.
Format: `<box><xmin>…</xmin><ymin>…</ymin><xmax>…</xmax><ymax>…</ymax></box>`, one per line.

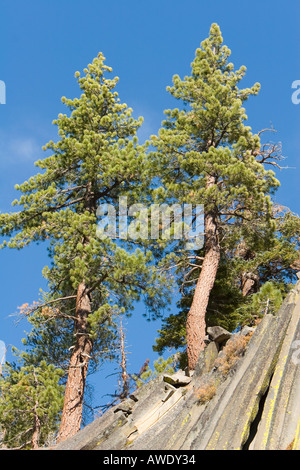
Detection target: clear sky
<box><xmin>0</xmin><ymin>0</ymin><xmax>300</xmax><ymax>413</ymax></box>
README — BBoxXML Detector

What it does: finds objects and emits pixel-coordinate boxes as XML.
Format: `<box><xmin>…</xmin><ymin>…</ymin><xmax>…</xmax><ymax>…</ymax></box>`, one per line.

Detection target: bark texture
<box><xmin>186</xmin><ymin>201</ymin><xmax>220</xmax><ymax>370</ymax></box>
<box><xmin>57</xmin><ymin>282</ymin><xmax>93</xmax><ymax>443</ymax></box>
<box><xmin>241</xmin><ymin>272</ymin><xmax>260</xmax><ymax>297</ymax></box>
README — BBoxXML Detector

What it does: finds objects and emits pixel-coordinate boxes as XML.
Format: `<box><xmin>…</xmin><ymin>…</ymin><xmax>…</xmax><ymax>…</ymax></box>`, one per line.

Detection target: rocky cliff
<box><xmin>55</xmin><ymin>279</ymin><xmax>300</xmax><ymax>451</ymax></box>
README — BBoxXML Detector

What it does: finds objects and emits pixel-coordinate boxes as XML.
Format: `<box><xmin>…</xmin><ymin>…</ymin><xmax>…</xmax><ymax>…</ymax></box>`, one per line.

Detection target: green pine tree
<box><xmin>0</xmin><ymin>53</ymin><xmax>170</xmax><ymax>442</ymax></box>
<box><xmin>0</xmin><ymin>354</ymin><xmax>64</xmax><ymax>450</ymax></box>
<box><xmin>149</xmin><ymin>23</ymin><xmax>281</xmax><ymax>369</ymax></box>
<box><xmin>233</xmin><ymin>281</ymin><xmax>284</xmax><ymax>326</ymax></box>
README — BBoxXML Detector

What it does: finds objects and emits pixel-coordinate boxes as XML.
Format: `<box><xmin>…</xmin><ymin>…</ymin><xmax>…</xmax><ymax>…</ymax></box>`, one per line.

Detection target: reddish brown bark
<box><xmin>241</xmin><ymin>272</ymin><xmax>259</xmax><ymax>297</ymax></box>
<box><xmin>236</xmin><ymin>240</ymin><xmax>259</xmax><ymax>297</ymax></box>
<box><xmin>186</xmin><ymin>174</ymin><xmax>220</xmax><ymax>370</ymax></box>
<box><xmin>57</xmin><ymin>282</ymin><xmax>93</xmax><ymax>443</ymax></box>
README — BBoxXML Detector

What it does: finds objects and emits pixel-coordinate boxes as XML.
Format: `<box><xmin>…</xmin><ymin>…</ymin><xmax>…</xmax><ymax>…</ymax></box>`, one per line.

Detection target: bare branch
<box><xmin>258</xmin><ymin>128</ymin><xmax>277</xmax><ymax>136</ymax></box>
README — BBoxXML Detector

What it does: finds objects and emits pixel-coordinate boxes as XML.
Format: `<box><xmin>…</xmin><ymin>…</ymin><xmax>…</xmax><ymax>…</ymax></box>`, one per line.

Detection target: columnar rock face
<box><xmin>55</xmin><ymin>281</ymin><xmax>300</xmax><ymax>451</ymax></box>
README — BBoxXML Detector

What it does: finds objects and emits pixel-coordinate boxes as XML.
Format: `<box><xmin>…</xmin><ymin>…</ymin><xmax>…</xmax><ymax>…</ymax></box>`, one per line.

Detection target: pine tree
<box><xmin>0</xmin><ymin>355</ymin><xmax>64</xmax><ymax>449</ymax></box>
<box><xmin>234</xmin><ymin>281</ymin><xmax>283</xmax><ymax>323</ymax></box>
<box><xmin>149</xmin><ymin>24</ymin><xmax>281</xmax><ymax>369</ymax></box>
<box><xmin>0</xmin><ymin>53</ymin><xmax>170</xmax><ymax>442</ymax></box>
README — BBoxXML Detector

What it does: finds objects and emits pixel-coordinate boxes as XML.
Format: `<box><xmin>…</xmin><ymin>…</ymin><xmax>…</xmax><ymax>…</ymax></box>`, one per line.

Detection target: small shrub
<box><xmin>214</xmin><ymin>332</ymin><xmax>253</xmax><ymax>375</ymax></box>
<box><xmin>195</xmin><ymin>381</ymin><xmax>216</xmax><ymax>405</ymax></box>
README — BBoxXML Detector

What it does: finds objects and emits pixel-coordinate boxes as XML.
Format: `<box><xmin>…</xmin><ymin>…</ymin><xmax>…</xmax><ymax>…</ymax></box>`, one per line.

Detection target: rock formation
<box><xmin>55</xmin><ymin>279</ymin><xmax>300</xmax><ymax>451</ymax></box>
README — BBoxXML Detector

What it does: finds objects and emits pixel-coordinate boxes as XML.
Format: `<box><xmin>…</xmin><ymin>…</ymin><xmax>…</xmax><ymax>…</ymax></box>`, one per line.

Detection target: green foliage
<box><xmin>133</xmin><ymin>356</ymin><xmax>177</xmax><ymax>388</ymax></box>
<box><xmin>154</xmin><ymin>215</ymin><xmax>300</xmax><ymax>354</ymax></box>
<box><xmin>154</xmin><ymin>257</ymin><xmax>244</xmax><ymax>355</ymax></box>
<box><xmin>148</xmin><ymin>22</ymin><xmax>280</xmax><ymax>284</ymax></box>
<box><xmin>21</xmin><ymin>306</ymin><xmax>117</xmax><ymax>377</ymax></box>
<box><xmin>256</xmin><ymin>208</ymin><xmax>300</xmax><ymax>285</ymax></box>
<box><xmin>235</xmin><ymin>281</ymin><xmax>284</xmax><ymax>324</ymax></box>
<box><xmin>252</xmin><ymin>281</ymin><xmax>283</xmax><ymax>315</ymax></box>
<box><xmin>0</xmin><ymin>354</ymin><xmax>64</xmax><ymax>449</ymax></box>
<box><xmin>0</xmin><ymin>53</ymin><xmax>172</xmax><ymax>390</ymax></box>
<box><xmin>0</xmin><ymin>52</ymin><xmax>170</xmax><ymax>312</ymax></box>
<box><xmin>148</xmin><ymin>24</ymin><xmax>300</xmax><ymax>354</ymax></box>
<box><xmin>0</xmin><ymin>24</ymin><xmax>299</xmax><ymax>444</ymax></box>
<box><xmin>149</xmin><ymin>24</ymin><xmax>279</xmax><ymax>238</ymax></box>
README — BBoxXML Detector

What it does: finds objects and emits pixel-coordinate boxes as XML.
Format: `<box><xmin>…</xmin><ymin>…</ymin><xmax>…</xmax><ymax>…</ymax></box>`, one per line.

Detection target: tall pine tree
<box><xmin>150</xmin><ymin>24</ymin><xmax>280</xmax><ymax>369</ymax></box>
<box><xmin>0</xmin><ymin>53</ymin><xmax>169</xmax><ymax>442</ymax></box>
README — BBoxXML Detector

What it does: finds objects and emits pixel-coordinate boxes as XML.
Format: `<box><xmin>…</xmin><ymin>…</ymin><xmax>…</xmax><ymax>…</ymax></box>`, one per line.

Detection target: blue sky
<box><xmin>0</xmin><ymin>0</ymin><xmax>300</xmax><ymax>411</ymax></box>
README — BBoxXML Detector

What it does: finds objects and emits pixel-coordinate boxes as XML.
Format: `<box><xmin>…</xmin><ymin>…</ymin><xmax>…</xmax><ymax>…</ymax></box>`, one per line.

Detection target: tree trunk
<box><xmin>241</xmin><ymin>272</ymin><xmax>259</xmax><ymax>296</ymax></box>
<box><xmin>31</xmin><ymin>369</ymin><xmax>41</xmax><ymax>450</ymax></box>
<box><xmin>57</xmin><ymin>282</ymin><xmax>93</xmax><ymax>443</ymax></box>
<box><xmin>31</xmin><ymin>403</ymin><xmax>41</xmax><ymax>450</ymax></box>
<box><xmin>119</xmin><ymin>322</ymin><xmax>130</xmax><ymax>399</ymax></box>
<box><xmin>236</xmin><ymin>240</ymin><xmax>259</xmax><ymax>297</ymax></box>
<box><xmin>186</xmin><ymin>206</ymin><xmax>220</xmax><ymax>370</ymax></box>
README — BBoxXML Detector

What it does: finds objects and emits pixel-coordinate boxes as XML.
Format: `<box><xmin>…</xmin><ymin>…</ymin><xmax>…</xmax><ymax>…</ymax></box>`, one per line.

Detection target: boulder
<box><xmin>163</xmin><ymin>370</ymin><xmax>192</xmax><ymax>387</ymax></box>
<box><xmin>194</xmin><ymin>341</ymin><xmax>219</xmax><ymax>377</ymax></box>
<box><xmin>240</xmin><ymin>325</ymin><xmax>255</xmax><ymax>337</ymax></box>
<box><xmin>207</xmin><ymin>326</ymin><xmax>232</xmax><ymax>344</ymax></box>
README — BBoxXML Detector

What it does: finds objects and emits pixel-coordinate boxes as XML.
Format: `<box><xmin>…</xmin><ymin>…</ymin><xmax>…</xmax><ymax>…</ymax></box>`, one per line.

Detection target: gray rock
<box><xmin>207</xmin><ymin>326</ymin><xmax>232</xmax><ymax>344</ymax></box>
<box><xmin>240</xmin><ymin>325</ymin><xmax>255</xmax><ymax>337</ymax></box>
<box><xmin>163</xmin><ymin>370</ymin><xmax>191</xmax><ymax>387</ymax></box>
<box><xmin>114</xmin><ymin>400</ymin><xmax>135</xmax><ymax>416</ymax></box>
<box><xmin>194</xmin><ymin>341</ymin><xmax>219</xmax><ymax>378</ymax></box>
